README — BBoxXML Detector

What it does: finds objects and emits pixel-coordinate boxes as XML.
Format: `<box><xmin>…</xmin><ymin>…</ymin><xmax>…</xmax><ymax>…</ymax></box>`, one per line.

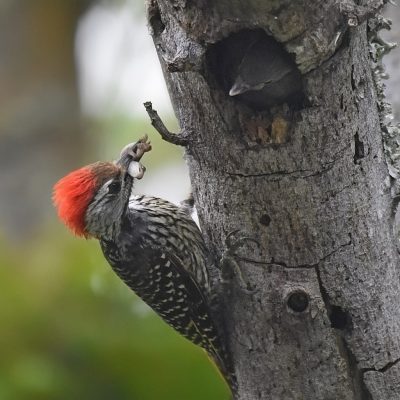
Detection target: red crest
<box><xmin>53</xmin><ymin>162</ymin><xmax>120</xmax><ymax>237</ymax></box>
<box><xmin>53</xmin><ymin>167</ymin><xmax>97</xmax><ymax>237</ymax></box>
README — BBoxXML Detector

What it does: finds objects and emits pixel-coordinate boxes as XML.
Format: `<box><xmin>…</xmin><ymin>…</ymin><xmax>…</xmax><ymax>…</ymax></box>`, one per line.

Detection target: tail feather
<box><xmin>208</xmin><ymin>348</ymin><xmax>238</xmax><ymax>398</ymax></box>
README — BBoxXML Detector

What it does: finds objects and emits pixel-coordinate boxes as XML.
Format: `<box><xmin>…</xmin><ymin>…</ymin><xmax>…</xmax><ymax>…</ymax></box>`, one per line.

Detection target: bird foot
<box><xmin>225</xmin><ymin>229</ymin><xmax>260</xmax><ymax>256</ymax></box>
<box><xmin>220</xmin><ymin>230</ymin><xmax>260</xmax><ymax>294</ymax></box>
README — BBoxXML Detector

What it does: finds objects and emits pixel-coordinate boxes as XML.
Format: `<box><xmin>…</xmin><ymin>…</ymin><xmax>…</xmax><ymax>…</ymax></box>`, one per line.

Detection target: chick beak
<box><xmin>229</xmin><ymin>76</ymin><xmax>250</xmax><ymax>96</ymax></box>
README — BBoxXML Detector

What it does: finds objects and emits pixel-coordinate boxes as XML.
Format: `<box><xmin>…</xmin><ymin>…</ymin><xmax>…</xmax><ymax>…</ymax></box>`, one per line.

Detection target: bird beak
<box><xmin>229</xmin><ymin>82</ymin><xmax>246</xmax><ymax>96</ymax></box>
<box><xmin>229</xmin><ymin>75</ymin><xmax>252</xmax><ymax>96</ymax></box>
<box><xmin>116</xmin><ymin>135</ymin><xmax>152</xmax><ymax>180</ymax></box>
<box><xmin>229</xmin><ymin>77</ymin><xmax>270</xmax><ymax>96</ymax></box>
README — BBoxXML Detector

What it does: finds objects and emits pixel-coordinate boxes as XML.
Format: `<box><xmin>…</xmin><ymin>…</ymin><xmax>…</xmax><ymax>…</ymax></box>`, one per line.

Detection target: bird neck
<box><xmin>85</xmin><ymin>176</ymin><xmax>133</xmax><ymax>241</ymax></box>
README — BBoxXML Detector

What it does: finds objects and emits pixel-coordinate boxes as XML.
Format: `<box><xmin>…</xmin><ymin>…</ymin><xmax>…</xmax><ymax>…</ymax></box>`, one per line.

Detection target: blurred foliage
<box><xmin>0</xmin><ymin>224</ymin><xmax>229</xmax><ymax>399</ymax></box>
<box><xmin>87</xmin><ymin>114</ymin><xmax>182</xmax><ymax>168</ymax></box>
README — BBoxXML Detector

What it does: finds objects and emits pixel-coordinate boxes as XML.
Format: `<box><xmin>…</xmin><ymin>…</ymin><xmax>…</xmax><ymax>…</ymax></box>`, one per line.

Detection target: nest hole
<box><xmin>206</xmin><ymin>29</ymin><xmax>305</xmax><ymax>111</ymax></box>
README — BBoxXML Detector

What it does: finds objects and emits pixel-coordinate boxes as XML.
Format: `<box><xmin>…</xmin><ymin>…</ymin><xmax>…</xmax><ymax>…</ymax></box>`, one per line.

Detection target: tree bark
<box><xmin>146</xmin><ymin>1</ymin><xmax>400</xmax><ymax>399</ymax></box>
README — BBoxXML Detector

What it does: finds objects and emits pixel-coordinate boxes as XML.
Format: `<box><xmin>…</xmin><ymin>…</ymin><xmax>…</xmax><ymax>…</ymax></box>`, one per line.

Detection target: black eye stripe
<box><xmin>108</xmin><ymin>181</ymin><xmax>121</xmax><ymax>194</ymax></box>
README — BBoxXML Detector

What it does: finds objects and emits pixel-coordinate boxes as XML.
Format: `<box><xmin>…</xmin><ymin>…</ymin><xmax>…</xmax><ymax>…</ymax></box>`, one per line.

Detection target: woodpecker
<box><xmin>209</xmin><ymin>29</ymin><xmax>303</xmax><ymax>110</ymax></box>
<box><xmin>229</xmin><ymin>32</ymin><xmax>303</xmax><ymax>109</ymax></box>
<box><xmin>52</xmin><ymin>136</ymin><xmax>236</xmax><ymax>393</ymax></box>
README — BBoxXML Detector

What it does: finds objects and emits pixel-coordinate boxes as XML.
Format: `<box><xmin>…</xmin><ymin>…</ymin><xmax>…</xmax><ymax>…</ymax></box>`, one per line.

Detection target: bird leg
<box><xmin>220</xmin><ymin>230</ymin><xmax>259</xmax><ymax>294</ymax></box>
<box><xmin>179</xmin><ymin>192</ymin><xmax>195</xmax><ymax>216</ymax></box>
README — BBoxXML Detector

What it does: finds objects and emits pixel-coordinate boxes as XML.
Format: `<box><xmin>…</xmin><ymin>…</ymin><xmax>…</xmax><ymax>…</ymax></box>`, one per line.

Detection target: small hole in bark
<box><xmin>259</xmin><ymin>214</ymin><xmax>271</xmax><ymax>226</ymax></box>
<box><xmin>149</xmin><ymin>3</ymin><xmax>165</xmax><ymax>36</ymax></box>
<box><xmin>329</xmin><ymin>305</ymin><xmax>351</xmax><ymax>330</ymax></box>
<box><xmin>354</xmin><ymin>131</ymin><xmax>365</xmax><ymax>164</ymax></box>
<box><xmin>287</xmin><ymin>290</ymin><xmax>309</xmax><ymax>313</ymax></box>
<box><xmin>206</xmin><ymin>29</ymin><xmax>304</xmax><ymax>111</ymax></box>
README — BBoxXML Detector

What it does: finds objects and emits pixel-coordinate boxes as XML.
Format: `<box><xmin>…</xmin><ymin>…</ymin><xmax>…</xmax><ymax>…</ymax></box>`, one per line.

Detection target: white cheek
<box><xmin>127</xmin><ymin>161</ymin><xmax>145</xmax><ymax>179</ymax></box>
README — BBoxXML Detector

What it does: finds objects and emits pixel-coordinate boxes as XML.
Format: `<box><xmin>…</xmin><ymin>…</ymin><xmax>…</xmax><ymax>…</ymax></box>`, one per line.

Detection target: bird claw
<box><xmin>225</xmin><ymin>229</ymin><xmax>260</xmax><ymax>256</ymax></box>
<box><xmin>220</xmin><ymin>230</ymin><xmax>259</xmax><ymax>294</ymax></box>
<box><xmin>220</xmin><ymin>258</ymin><xmax>257</xmax><ymax>295</ymax></box>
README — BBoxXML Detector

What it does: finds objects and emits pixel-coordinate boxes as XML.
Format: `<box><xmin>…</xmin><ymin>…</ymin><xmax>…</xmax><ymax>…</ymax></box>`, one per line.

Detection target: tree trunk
<box><xmin>146</xmin><ymin>1</ymin><xmax>400</xmax><ymax>399</ymax></box>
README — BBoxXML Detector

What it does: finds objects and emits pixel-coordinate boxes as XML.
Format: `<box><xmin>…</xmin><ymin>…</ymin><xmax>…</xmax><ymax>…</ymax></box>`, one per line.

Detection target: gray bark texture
<box><xmin>145</xmin><ymin>0</ymin><xmax>400</xmax><ymax>399</ymax></box>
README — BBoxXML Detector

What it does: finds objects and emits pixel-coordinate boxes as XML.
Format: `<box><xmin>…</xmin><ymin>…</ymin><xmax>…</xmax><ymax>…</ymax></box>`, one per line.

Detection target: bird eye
<box><xmin>108</xmin><ymin>181</ymin><xmax>121</xmax><ymax>194</ymax></box>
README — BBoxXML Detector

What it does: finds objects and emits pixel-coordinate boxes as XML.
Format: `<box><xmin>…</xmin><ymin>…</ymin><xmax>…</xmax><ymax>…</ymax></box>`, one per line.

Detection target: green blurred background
<box><xmin>0</xmin><ymin>0</ymin><xmax>228</xmax><ymax>398</ymax></box>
